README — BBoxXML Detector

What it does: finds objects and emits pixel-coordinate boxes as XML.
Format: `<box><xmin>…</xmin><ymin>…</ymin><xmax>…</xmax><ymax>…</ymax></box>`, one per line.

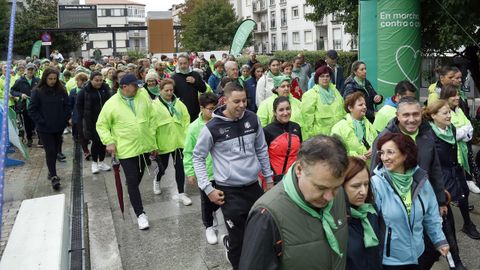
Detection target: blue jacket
<box><xmin>207</xmin><ymin>74</ymin><xmax>221</xmax><ymax>94</ymax></box>
<box><xmin>371</xmin><ymin>165</ymin><xmax>447</xmax><ymax>266</ymax></box>
<box><xmin>244</xmin><ymin>77</ymin><xmax>258</xmax><ymax>112</ymax></box>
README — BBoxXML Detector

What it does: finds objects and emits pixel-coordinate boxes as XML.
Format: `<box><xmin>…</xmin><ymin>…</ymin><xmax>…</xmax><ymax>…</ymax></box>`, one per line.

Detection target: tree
<box><xmin>179</xmin><ymin>0</ymin><xmax>240</xmax><ymax>51</ymax></box>
<box><xmin>13</xmin><ymin>0</ymin><xmax>82</xmax><ymax>57</ymax></box>
<box><xmin>305</xmin><ymin>0</ymin><xmax>480</xmax><ymax>87</ymax></box>
<box><xmin>0</xmin><ymin>0</ymin><xmax>10</xmax><ymax>59</ymax></box>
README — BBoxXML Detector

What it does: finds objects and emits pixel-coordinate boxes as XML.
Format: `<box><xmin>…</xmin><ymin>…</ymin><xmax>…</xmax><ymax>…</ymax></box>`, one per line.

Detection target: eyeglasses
<box><xmin>377</xmin><ymin>149</ymin><xmax>397</xmax><ymax>158</ymax></box>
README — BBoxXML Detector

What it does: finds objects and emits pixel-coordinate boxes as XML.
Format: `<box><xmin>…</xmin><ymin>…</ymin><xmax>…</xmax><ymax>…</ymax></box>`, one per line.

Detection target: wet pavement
<box><xmin>1</xmin><ymin>134</ymin><xmax>480</xmax><ymax>269</ymax></box>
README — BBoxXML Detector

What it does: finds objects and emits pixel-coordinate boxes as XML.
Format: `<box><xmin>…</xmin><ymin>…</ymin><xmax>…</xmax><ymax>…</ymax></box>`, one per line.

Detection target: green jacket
<box><xmin>331</xmin><ymin>114</ymin><xmax>377</xmax><ymax>157</ymax></box>
<box><xmin>153</xmin><ymin>97</ymin><xmax>190</xmax><ymax>154</ymax></box>
<box><xmin>301</xmin><ymin>84</ymin><xmax>345</xmax><ymax>140</ymax></box>
<box><xmin>96</xmin><ymin>92</ymin><xmax>158</xmax><ymax>159</ymax></box>
<box><xmin>373</xmin><ymin>104</ymin><xmax>397</xmax><ymax>132</ymax></box>
<box><xmin>183</xmin><ymin>113</ymin><xmax>214</xmax><ymax>180</ymax></box>
<box><xmin>0</xmin><ymin>75</ymin><xmax>16</xmax><ymax>106</ymax></box>
<box><xmin>66</xmin><ymin>77</ymin><xmax>77</xmax><ymax>94</ymax></box>
<box><xmin>257</xmin><ymin>93</ymin><xmax>303</xmax><ymax>127</ymax></box>
<box><xmin>251</xmin><ymin>165</ymin><xmax>348</xmax><ymax>269</ymax></box>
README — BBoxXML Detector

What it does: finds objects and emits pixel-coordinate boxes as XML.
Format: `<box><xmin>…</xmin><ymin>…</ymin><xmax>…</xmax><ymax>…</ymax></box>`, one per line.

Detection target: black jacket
<box><xmin>432</xmin><ymin>126</ymin><xmax>468</xmax><ymax>200</ymax></box>
<box><xmin>172</xmin><ymin>71</ymin><xmax>206</xmax><ymax>122</ymax></box>
<box><xmin>347</xmin><ymin>209</ymin><xmax>384</xmax><ymax>270</ymax></box>
<box><xmin>76</xmin><ymin>81</ymin><xmax>111</xmax><ymax>140</ymax></box>
<box><xmin>370</xmin><ymin>119</ymin><xmax>446</xmax><ymax>205</ymax></box>
<box><xmin>28</xmin><ymin>86</ymin><xmax>70</xmax><ymax>133</ymax></box>
<box><xmin>343</xmin><ymin>76</ymin><xmax>382</xmax><ymax>123</ymax></box>
<box><xmin>11</xmin><ymin>76</ymin><xmax>40</xmax><ymax>98</ymax></box>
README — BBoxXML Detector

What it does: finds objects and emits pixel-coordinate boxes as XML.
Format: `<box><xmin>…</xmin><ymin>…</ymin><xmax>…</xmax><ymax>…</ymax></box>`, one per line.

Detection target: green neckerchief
<box><xmin>429</xmin><ymin>122</ymin><xmax>455</xmax><ymax>144</ymax></box>
<box><xmin>25</xmin><ymin>77</ymin><xmax>33</xmax><ymax>86</ymax></box>
<box><xmin>387</xmin><ymin>169</ymin><xmax>414</xmax><ymax>199</ymax></box>
<box><xmin>213</xmin><ymin>70</ymin><xmax>223</xmax><ymax>79</ymax></box>
<box><xmin>105</xmin><ymin>78</ymin><xmax>113</xmax><ymax>89</ymax></box>
<box><xmin>120</xmin><ymin>94</ymin><xmax>135</xmax><ymax>114</ymax></box>
<box><xmin>430</xmin><ymin>122</ymin><xmax>470</xmax><ymax>174</ymax></box>
<box><xmin>354</xmin><ymin>76</ymin><xmax>365</xmax><ymax>88</ymax></box>
<box><xmin>349</xmin><ymin>203</ymin><xmax>379</xmax><ymax>248</ymax></box>
<box><xmin>240</xmin><ymin>75</ymin><xmax>251</xmax><ymax>83</ymax></box>
<box><xmin>352</xmin><ymin>117</ymin><xmax>365</xmax><ymax>142</ymax></box>
<box><xmin>160</xmin><ymin>94</ymin><xmax>181</xmax><ymax>119</ymax></box>
<box><xmin>387</xmin><ymin>168</ymin><xmax>415</xmax><ymax>215</ymax></box>
<box><xmin>147</xmin><ymin>85</ymin><xmax>160</xmax><ymax>96</ymax></box>
<box><xmin>401</xmin><ymin>129</ymin><xmax>419</xmax><ymax>142</ymax></box>
<box><xmin>318</xmin><ymin>84</ymin><xmax>335</xmax><ymax>105</ymax></box>
<box><xmin>457</xmin><ymin>86</ymin><xmax>466</xmax><ymax>101</ymax></box>
<box><xmin>283</xmin><ymin>165</ymin><xmax>343</xmax><ymax>257</ymax></box>
<box><xmin>268</xmin><ymin>70</ymin><xmax>281</xmax><ymax>79</ymax></box>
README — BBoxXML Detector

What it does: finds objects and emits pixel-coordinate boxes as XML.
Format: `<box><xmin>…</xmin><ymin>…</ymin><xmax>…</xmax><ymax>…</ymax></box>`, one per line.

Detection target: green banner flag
<box><xmin>229</xmin><ymin>19</ymin><xmax>256</xmax><ymax>56</ymax></box>
<box><xmin>31</xmin><ymin>40</ymin><xmax>42</xmax><ymax>58</ymax></box>
<box><xmin>376</xmin><ymin>0</ymin><xmax>421</xmax><ymax>97</ymax></box>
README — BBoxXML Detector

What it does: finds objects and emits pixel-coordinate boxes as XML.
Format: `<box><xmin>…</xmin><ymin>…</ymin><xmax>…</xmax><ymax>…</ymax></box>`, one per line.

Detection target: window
<box><xmin>333</xmin><ymin>28</ymin><xmax>342</xmax><ymax>50</ymax></box>
<box><xmin>98</xmin><ymin>9</ymin><xmax>107</xmax><ymax>17</ymax></box>
<box><xmin>270</xmin><ymin>0</ymin><xmax>275</xmax><ymax>6</ymax></box>
<box><xmin>280</xmin><ymin>8</ymin><xmax>287</xmax><ymax>26</ymax></box>
<box><xmin>270</xmin><ymin>11</ymin><xmax>276</xmax><ymax>28</ymax></box>
<box><xmin>304</xmin><ymin>30</ymin><xmax>313</xmax><ymax>43</ymax></box>
<box><xmin>281</xmin><ymin>32</ymin><xmax>288</xmax><ymax>50</ymax></box>
<box><xmin>292</xmin><ymin>31</ymin><xmax>300</xmax><ymax>44</ymax></box>
<box><xmin>303</xmin><ymin>4</ymin><xmax>313</xmax><ymax>16</ymax></box>
<box><xmin>111</xmin><ymin>9</ymin><xmax>125</xmax><ymax>17</ymax></box>
<box><xmin>246</xmin><ymin>0</ymin><xmax>251</xmax><ymax>6</ymax></box>
<box><xmin>271</xmin><ymin>34</ymin><xmax>277</xmax><ymax>51</ymax></box>
<box><xmin>291</xmin><ymin>6</ymin><xmax>299</xmax><ymax>19</ymax></box>
<box><xmin>280</xmin><ymin>0</ymin><xmax>286</xmax><ymax>4</ymax></box>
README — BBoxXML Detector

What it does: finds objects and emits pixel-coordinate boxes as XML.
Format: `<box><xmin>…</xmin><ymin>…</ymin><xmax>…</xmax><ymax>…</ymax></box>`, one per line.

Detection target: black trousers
<box><xmin>90</xmin><ymin>131</ymin><xmax>106</xmax><ymax>162</ymax></box>
<box><xmin>383</xmin><ymin>265</ymin><xmax>419</xmax><ymax>270</ymax></box>
<box><xmin>157</xmin><ymin>149</ymin><xmax>185</xmax><ymax>193</ymax></box>
<box><xmin>22</xmin><ymin>111</ymin><xmax>34</xmax><ymax>140</ymax></box>
<box><xmin>119</xmin><ymin>153</ymin><xmax>149</xmax><ymax>217</ymax></box>
<box><xmin>38</xmin><ymin>131</ymin><xmax>62</xmax><ymax>177</ymax></box>
<box><xmin>200</xmin><ymin>181</ymin><xmax>220</xmax><ymax>228</ymax></box>
<box><xmin>72</xmin><ymin>122</ymin><xmax>89</xmax><ymax>154</ymax></box>
<box><xmin>217</xmin><ymin>181</ymin><xmax>264</xmax><ymax>270</ymax></box>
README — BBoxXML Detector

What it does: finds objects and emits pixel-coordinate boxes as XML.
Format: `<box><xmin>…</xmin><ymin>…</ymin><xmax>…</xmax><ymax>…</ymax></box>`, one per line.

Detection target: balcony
<box><xmin>315</xmin><ymin>17</ymin><xmax>328</xmax><ymax>26</ymax></box>
<box><xmin>128</xmin><ymin>30</ymin><xmax>146</xmax><ymax>38</ymax></box>
<box><xmin>270</xmin><ymin>20</ymin><xmax>276</xmax><ymax>29</ymax></box>
<box><xmin>255</xmin><ymin>22</ymin><xmax>268</xmax><ymax>34</ymax></box>
<box><xmin>253</xmin><ymin>0</ymin><xmax>267</xmax><ymax>13</ymax></box>
<box><xmin>280</xmin><ymin>19</ymin><xmax>287</xmax><ymax>29</ymax></box>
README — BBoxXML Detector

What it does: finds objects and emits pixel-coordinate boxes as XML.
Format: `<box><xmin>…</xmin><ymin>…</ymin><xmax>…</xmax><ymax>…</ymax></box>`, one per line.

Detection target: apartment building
<box><xmin>231</xmin><ymin>0</ymin><xmax>355</xmax><ymax>53</ymax></box>
<box><xmin>82</xmin><ymin>0</ymin><xmax>147</xmax><ymax>57</ymax></box>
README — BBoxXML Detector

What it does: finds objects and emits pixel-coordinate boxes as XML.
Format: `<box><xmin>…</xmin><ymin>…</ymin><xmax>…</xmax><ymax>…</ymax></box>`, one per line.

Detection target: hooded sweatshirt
<box><xmin>193</xmin><ymin>106</ymin><xmax>273</xmax><ymax>195</ymax></box>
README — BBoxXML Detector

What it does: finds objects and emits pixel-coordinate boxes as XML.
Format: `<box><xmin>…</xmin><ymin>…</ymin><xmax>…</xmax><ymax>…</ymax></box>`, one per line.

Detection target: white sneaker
<box><xmin>467</xmin><ymin>181</ymin><xmax>480</xmax><ymax>194</ymax></box>
<box><xmin>205</xmin><ymin>226</ymin><xmax>218</xmax><ymax>245</ymax></box>
<box><xmin>97</xmin><ymin>161</ymin><xmax>111</xmax><ymax>171</ymax></box>
<box><xmin>153</xmin><ymin>178</ymin><xmax>161</xmax><ymax>195</ymax></box>
<box><xmin>220</xmin><ymin>234</ymin><xmax>230</xmax><ymax>263</ymax></box>
<box><xmin>177</xmin><ymin>193</ymin><xmax>192</xmax><ymax>206</ymax></box>
<box><xmin>137</xmin><ymin>213</ymin><xmax>149</xmax><ymax>230</ymax></box>
<box><xmin>91</xmin><ymin>162</ymin><xmax>100</xmax><ymax>174</ymax></box>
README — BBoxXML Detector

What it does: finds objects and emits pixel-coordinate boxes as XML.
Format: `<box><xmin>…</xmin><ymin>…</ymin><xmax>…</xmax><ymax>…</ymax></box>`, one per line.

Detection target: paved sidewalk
<box><xmin>2</xmin><ymin>134</ymin><xmax>480</xmax><ymax>269</ymax></box>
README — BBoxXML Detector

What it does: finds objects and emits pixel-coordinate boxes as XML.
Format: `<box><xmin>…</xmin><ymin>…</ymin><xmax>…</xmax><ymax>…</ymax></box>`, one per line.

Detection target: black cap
<box><xmin>120</xmin><ymin>74</ymin><xmax>142</xmax><ymax>87</ymax></box>
<box><xmin>326</xmin><ymin>50</ymin><xmax>338</xmax><ymax>59</ymax></box>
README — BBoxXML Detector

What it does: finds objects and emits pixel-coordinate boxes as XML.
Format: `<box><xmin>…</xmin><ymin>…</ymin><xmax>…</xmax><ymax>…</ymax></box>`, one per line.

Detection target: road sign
<box><xmin>40</xmin><ymin>33</ymin><xmax>51</xmax><ymax>42</ymax></box>
<box><xmin>41</xmin><ymin>42</ymin><xmax>52</xmax><ymax>46</ymax></box>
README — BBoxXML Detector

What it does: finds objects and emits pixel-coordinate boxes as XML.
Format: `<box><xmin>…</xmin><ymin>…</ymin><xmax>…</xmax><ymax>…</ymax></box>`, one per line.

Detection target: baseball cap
<box><xmin>326</xmin><ymin>50</ymin><xmax>338</xmax><ymax>59</ymax></box>
<box><xmin>26</xmin><ymin>63</ymin><xmax>36</xmax><ymax>70</ymax></box>
<box><xmin>120</xmin><ymin>73</ymin><xmax>142</xmax><ymax>87</ymax></box>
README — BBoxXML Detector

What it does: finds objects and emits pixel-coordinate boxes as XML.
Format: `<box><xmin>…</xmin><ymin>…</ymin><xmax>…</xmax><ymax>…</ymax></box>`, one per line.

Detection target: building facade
<box><xmin>231</xmin><ymin>0</ymin><xmax>355</xmax><ymax>54</ymax></box>
<box><xmin>82</xmin><ymin>0</ymin><xmax>147</xmax><ymax>57</ymax></box>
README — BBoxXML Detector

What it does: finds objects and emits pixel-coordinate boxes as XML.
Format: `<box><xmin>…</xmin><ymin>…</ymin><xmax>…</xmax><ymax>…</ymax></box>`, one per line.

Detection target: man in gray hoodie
<box><xmin>193</xmin><ymin>82</ymin><xmax>274</xmax><ymax>270</ymax></box>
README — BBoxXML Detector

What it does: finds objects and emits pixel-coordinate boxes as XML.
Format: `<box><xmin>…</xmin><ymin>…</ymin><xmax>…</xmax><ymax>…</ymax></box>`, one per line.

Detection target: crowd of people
<box><xmin>1</xmin><ymin>48</ymin><xmax>480</xmax><ymax>269</ymax></box>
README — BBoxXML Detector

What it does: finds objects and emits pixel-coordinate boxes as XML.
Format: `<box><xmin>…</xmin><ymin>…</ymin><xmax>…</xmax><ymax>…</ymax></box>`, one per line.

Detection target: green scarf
<box><xmin>160</xmin><ymin>95</ymin><xmax>181</xmax><ymax>119</ymax></box>
<box><xmin>147</xmin><ymin>85</ymin><xmax>160</xmax><ymax>96</ymax></box>
<box><xmin>429</xmin><ymin>122</ymin><xmax>470</xmax><ymax>174</ymax></box>
<box><xmin>318</xmin><ymin>84</ymin><xmax>335</xmax><ymax>105</ymax></box>
<box><xmin>352</xmin><ymin>118</ymin><xmax>365</xmax><ymax>142</ymax></box>
<box><xmin>387</xmin><ymin>169</ymin><xmax>414</xmax><ymax>198</ymax></box>
<box><xmin>120</xmin><ymin>94</ymin><xmax>135</xmax><ymax>114</ymax></box>
<box><xmin>240</xmin><ymin>75</ymin><xmax>251</xmax><ymax>83</ymax></box>
<box><xmin>349</xmin><ymin>203</ymin><xmax>379</xmax><ymax>248</ymax></box>
<box><xmin>283</xmin><ymin>165</ymin><xmax>343</xmax><ymax>257</ymax></box>
<box><xmin>213</xmin><ymin>70</ymin><xmax>223</xmax><ymax>79</ymax></box>
<box><xmin>354</xmin><ymin>76</ymin><xmax>369</xmax><ymax>96</ymax></box>
<box><xmin>268</xmin><ymin>70</ymin><xmax>281</xmax><ymax>79</ymax></box>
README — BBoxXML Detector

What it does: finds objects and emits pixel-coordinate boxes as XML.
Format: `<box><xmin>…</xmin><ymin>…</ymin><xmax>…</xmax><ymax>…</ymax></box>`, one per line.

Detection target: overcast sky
<box><xmin>139</xmin><ymin>0</ymin><xmax>185</xmax><ymax>12</ymax></box>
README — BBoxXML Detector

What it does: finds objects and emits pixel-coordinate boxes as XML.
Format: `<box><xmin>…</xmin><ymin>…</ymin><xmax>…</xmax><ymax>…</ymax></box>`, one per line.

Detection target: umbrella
<box><xmin>112</xmin><ymin>157</ymin><xmax>124</xmax><ymax>218</ymax></box>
